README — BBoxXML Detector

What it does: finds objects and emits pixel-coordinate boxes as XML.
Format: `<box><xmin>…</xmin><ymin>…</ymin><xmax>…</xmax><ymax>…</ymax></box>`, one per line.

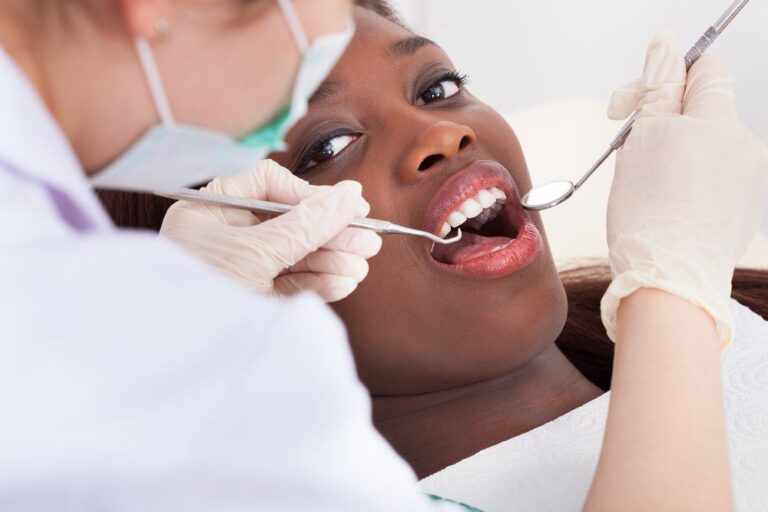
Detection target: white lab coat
<box><xmin>0</xmin><ymin>47</ymin><xmax>463</xmax><ymax>511</ymax></box>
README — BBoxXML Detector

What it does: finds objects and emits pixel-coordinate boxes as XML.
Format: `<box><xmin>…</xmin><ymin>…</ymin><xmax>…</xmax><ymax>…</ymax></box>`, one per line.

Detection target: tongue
<box><xmin>432</xmin><ymin>231</ymin><xmax>513</xmax><ymax>265</ymax></box>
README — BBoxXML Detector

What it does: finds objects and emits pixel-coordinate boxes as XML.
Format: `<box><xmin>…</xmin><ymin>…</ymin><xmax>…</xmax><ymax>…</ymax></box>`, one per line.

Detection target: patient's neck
<box><xmin>372</xmin><ymin>344</ymin><xmax>602</xmax><ymax>479</ymax></box>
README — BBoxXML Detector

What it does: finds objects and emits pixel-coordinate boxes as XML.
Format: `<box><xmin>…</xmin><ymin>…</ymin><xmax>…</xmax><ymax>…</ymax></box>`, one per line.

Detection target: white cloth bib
<box><xmin>421</xmin><ymin>300</ymin><xmax>768</xmax><ymax>512</ymax></box>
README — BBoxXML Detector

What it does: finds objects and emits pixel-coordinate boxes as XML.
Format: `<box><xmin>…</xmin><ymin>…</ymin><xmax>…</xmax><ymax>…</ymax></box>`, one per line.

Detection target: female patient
<box><xmin>100</xmin><ymin>0</ymin><xmax>768</xmax><ymax>502</ymax></box>
<box><xmin>268</xmin><ymin>3</ymin><xmax>768</xmax><ymax>479</ymax></box>
<box><xmin>101</xmin><ymin>4</ymin><xmax>607</xmax><ymax>476</ymax></box>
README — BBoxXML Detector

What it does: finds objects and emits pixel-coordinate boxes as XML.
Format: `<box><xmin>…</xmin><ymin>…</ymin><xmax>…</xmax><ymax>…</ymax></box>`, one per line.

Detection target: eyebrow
<box><xmin>309</xmin><ymin>78</ymin><xmax>342</xmax><ymax>105</ymax></box>
<box><xmin>388</xmin><ymin>36</ymin><xmax>437</xmax><ymax>58</ymax></box>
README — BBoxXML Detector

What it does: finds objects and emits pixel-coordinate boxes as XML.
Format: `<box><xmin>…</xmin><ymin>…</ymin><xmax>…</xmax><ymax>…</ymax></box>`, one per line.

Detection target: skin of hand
<box><xmin>583</xmin><ymin>32</ymin><xmax>768</xmax><ymax>511</ymax></box>
<box><xmin>160</xmin><ymin>160</ymin><xmax>382</xmax><ymax>303</ymax></box>
<box><xmin>600</xmin><ymin>32</ymin><xmax>768</xmax><ymax>349</ymax></box>
<box><xmin>585</xmin><ymin>289</ymin><xmax>732</xmax><ymax>512</ymax></box>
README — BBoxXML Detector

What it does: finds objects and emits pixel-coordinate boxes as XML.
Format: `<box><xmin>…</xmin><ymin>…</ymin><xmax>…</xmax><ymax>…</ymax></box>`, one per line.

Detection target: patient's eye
<box><xmin>297</xmin><ymin>131</ymin><xmax>360</xmax><ymax>174</ymax></box>
<box><xmin>416</xmin><ymin>72</ymin><xmax>467</xmax><ymax>106</ymax></box>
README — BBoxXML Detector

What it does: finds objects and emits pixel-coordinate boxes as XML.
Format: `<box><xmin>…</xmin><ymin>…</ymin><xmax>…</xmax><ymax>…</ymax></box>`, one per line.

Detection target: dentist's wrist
<box><xmin>601</xmin><ymin>270</ymin><xmax>733</xmax><ymax>351</ymax></box>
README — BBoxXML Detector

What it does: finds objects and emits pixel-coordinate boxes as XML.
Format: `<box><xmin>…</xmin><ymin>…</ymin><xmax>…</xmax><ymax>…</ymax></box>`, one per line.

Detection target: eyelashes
<box><xmin>293</xmin><ymin>69</ymin><xmax>471</xmax><ymax>176</ymax></box>
<box><xmin>294</xmin><ymin>128</ymin><xmax>359</xmax><ymax>176</ymax></box>
<box><xmin>415</xmin><ymin>70</ymin><xmax>469</xmax><ymax>104</ymax></box>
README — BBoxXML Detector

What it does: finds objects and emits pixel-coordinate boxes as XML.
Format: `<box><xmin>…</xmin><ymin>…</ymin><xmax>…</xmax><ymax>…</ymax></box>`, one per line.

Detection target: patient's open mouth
<box><xmin>425</xmin><ymin>160</ymin><xmax>541</xmax><ymax>279</ymax></box>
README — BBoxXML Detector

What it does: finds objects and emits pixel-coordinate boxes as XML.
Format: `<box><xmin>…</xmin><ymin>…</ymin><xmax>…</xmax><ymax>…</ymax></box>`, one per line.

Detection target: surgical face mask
<box><xmin>91</xmin><ymin>0</ymin><xmax>354</xmax><ymax>192</ymax></box>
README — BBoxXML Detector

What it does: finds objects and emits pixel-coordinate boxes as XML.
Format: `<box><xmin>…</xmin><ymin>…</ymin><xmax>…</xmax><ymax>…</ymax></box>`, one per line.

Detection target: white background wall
<box><xmin>387</xmin><ymin>0</ymin><xmax>768</xmax><ymax>267</ymax></box>
<box><xmin>390</xmin><ymin>0</ymin><xmax>768</xmax><ymax>140</ymax></box>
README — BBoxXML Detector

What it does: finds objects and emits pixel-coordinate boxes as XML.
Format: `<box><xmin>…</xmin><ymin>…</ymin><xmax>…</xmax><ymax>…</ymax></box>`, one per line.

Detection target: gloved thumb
<box><xmin>682</xmin><ymin>54</ymin><xmax>736</xmax><ymax>121</ymax></box>
<box><xmin>607</xmin><ymin>32</ymin><xmax>686</xmax><ymax>120</ymax></box>
<box><xmin>246</xmin><ymin>181</ymin><xmax>371</xmax><ymax>277</ymax></box>
<box><xmin>252</xmin><ymin>159</ymin><xmax>333</xmax><ymax>204</ymax></box>
<box><xmin>204</xmin><ymin>159</ymin><xmax>331</xmax><ymax>227</ymax></box>
<box><xmin>209</xmin><ymin>159</ymin><xmax>328</xmax><ymax>205</ymax></box>
<box><xmin>607</xmin><ymin>79</ymin><xmax>641</xmax><ymax>120</ymax></box>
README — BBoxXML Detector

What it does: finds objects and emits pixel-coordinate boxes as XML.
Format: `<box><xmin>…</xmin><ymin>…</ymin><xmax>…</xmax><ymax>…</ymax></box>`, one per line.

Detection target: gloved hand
<box><xmin>601</xmin><ymin>33</ymin><xmax>768</xmax><ymax>349</ymax></box>
<box><xmin>160</xmin><ymin>160</ymin><xmax>382</xmax><ymax>302</ymax></box>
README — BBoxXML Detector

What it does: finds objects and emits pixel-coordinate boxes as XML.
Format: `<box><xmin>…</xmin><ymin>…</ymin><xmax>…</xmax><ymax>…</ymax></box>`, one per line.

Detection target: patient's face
<box><xmin>272</xmin><ymin>8</ymin><xmax>567</xmax><ymax>394</ymax></box>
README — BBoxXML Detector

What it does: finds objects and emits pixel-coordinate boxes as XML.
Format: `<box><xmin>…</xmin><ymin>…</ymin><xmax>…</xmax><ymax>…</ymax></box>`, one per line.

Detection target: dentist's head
<box><xmin>0</xmin><ymin>0</ymin><xmax>353</xmax><ymax>190</ymax></box>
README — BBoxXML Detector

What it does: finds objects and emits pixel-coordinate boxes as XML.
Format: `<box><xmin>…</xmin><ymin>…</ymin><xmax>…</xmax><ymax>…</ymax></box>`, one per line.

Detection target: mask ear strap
<box><xmin>276</xmin><ymin>0</ymin><xmax>309</xmax><ymax>53</ymax></box>
<box><xmin>134</xmin><ymin>38</ymin><xmax>176</xmax><ymax>127</ymax></box>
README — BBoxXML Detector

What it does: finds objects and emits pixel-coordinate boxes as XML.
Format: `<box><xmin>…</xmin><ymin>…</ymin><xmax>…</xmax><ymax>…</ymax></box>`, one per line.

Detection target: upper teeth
<box><xmin>439</xmin><ymin>187</ymin><xmax>507</xmax><ymax>238</ymax></box>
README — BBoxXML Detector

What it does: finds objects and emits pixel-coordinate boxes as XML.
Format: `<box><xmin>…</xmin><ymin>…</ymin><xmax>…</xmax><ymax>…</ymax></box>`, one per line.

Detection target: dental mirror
<box><xmin>520</xmin><ymin>180</ymin><xmax>576</xmax><ymax>211</ymax></box>
<box><xmin>521</xmin><ymin>0</ymin><xmax>752</xmax><ymax>212</ymax></box>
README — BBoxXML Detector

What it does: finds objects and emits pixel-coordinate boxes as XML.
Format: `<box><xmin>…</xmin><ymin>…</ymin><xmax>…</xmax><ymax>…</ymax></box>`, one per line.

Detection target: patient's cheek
<box><xmin>298</xmin><ymin>164</ymin><xmax>368</xmax><ymax>191</ymax></box>
<box><xmin>447</xmin><ymin>99</ymin><xmax>532</xmax><ymax>192</ymax></box>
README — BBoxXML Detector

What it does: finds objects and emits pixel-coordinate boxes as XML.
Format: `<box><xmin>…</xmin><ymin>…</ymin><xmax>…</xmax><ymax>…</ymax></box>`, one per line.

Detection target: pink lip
<box><xmin>423</xmin><ymin>160</ymin><xmax>542</xmax><ymax>279</ymax></box>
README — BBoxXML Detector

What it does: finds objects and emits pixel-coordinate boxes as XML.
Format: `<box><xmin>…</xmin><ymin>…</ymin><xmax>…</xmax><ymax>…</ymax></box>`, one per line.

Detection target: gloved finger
<box><xmin>254</xmin><ymin>160</ymin><xmax>337</xmax><ymax>205</ymax></box>
<box><xmin>245</xmin><ymin>181</ymin><xmax>370</xmax><ymax>277</ymax></box>
<box><xmin>635</xmin><ymin>32</ymin><xmax>686</xmax><ymax>119</ymax></box>
<box><xmin>163</xmin><ymin>191</ymin><xmax>260</xmax><ymax>228</ymax></box>
<box><xmin>200</xmin><ymin>163</ymin><xmax>313</xmax><ymax>226</ymax></box>
<box><xmin>322</xmin><ymin>227</ymin><xmax>383</xmax><ymax>259</ymax></box>
<box><xmin>607</xmin><ymin>79</ymin><xmax>640</xmax><ymax>120</ymax></box>
<box><xmin>207</xmin><ymin>159</ymin><xmax>332</xmax><ymax>206</ymax></box>
<box><xmin>682</xmin><ymin>54</ymin><xmax>736</xmax><ymax>121</ymax></box>
<box><xmin>274</xmin><ymin>273</ymin><xmax>359</xmax><ymax>303</ymax></box>
<box><xmin>287</xmin><ymin>250</ymin><xmax>370</xmax><ymax>282</ymax></box>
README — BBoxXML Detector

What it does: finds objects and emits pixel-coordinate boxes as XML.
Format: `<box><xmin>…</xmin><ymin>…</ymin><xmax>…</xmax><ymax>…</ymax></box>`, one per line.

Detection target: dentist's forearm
<box><xmin>584</xmin><ymin>289</ymin><xmax>732</xmax><ymax>512</ymax></box>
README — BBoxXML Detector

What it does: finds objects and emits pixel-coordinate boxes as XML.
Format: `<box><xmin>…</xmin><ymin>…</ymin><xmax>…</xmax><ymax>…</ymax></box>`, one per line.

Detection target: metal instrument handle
<box><xmin>604</xmin><ymin>0</ymin><xmax>751</xmax><ymax>154</ymax></box>
<box><xmin>154</xmin><ymin>189</ymin><xmax>461</xmax><ymax>244</ymax></box>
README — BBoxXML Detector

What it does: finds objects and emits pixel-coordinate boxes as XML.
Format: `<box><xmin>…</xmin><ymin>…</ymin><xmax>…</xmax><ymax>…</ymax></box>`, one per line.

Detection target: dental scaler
<box><xmin>154</xmin><ymin>188</ymin><xmax>463</xmax><ymax>245</ymax></box>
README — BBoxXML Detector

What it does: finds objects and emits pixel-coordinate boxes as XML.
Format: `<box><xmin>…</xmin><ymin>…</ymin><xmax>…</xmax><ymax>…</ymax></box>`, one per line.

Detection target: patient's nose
<box><xmin>398</xmin><ymin>121</ymin><xmax>476</xmax><ymax>179</ymax></box>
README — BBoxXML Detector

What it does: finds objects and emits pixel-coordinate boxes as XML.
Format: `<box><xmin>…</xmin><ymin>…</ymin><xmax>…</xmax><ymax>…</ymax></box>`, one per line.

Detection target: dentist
<box><xmin>0</xmin><ymin>0</ymin><xmax>454</xmax><ymax>510</ymax></box>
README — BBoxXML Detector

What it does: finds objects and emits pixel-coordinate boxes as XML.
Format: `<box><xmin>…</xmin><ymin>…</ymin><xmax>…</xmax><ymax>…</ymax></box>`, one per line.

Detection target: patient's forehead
<box><xmin>308</xmin><ymin>8</ymin><xmax>431</xmax><ymax>107</ymax></box>
<box><xmin>352</xmin><ymin>6</ymin><xmax>414</xmax><ymax>49</ymax></box>
<box><xmin>302</xmin><ymin>6</ymin><xmax>457</xmax><ymax>116</ymax></box>
<box><xmin>335</xmin><ymin>7</ymin><xmax>422</xmax><ymax>78</ymax></box>
<box><xmin>327</xmin><ymin>8</ymin><xmax>442</xmax><ymax>92</ymax></box>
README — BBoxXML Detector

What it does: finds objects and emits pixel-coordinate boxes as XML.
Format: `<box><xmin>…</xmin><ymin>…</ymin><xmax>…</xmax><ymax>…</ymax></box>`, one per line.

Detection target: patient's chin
<box><xmin>324</xmin><ymin>210</ymin><xmax>566</xmax><ymax>393</ymax></box>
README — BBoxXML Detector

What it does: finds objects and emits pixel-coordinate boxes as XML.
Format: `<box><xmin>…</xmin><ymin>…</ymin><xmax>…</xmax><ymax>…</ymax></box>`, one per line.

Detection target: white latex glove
<box><xmin>601</xmin><ymin>33</ymin><xmax>768</xmax><ymax>349</ymax></box>
<box><xmin>160</xmin><ymin>160</ymin><xmax>382</xmax><ymax>302</ymax></box>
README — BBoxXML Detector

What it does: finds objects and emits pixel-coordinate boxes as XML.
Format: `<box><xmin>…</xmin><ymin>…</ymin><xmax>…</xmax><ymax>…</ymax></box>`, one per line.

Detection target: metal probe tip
<box><xmin>429</xmin><ymin>228</ymin><xmax>463</xmax><ymax>253</ymax></box>
<box><xmin>435</xmin><ymin>227</ymin><xmax>462</xmax><ymax>245</ymax></box>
